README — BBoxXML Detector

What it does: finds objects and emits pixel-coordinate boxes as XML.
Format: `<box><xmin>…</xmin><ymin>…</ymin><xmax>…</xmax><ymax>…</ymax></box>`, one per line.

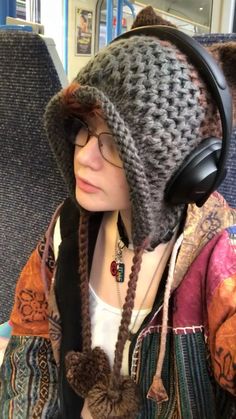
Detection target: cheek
<box><xmin>114</xmin><ymin>172</ymin><xmax>131</xmax><ymax>207</ymax></box>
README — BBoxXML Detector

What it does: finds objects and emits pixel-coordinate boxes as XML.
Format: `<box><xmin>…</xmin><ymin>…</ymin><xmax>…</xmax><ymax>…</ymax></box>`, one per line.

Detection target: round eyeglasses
<box><xmin>69</xmin><ymin>118</ymin><xmax>123</xmax><ymax>168</ymax></box>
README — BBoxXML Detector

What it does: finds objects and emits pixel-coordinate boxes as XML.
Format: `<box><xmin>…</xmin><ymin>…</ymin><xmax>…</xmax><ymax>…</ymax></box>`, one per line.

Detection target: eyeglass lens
<box><xmin>74</xmin><ymin>122</ymin><xmax>123</xmax><ymax>168</ymax></box>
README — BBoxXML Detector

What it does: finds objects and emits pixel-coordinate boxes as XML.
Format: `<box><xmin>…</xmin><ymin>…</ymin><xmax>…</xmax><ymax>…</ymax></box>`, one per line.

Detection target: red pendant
<box><xmin>110</xmin><ymin>260</ymin><xmax>125</xmax><ymax>282</ymax></box>
<box><xmin>110</xmin><ymin>260</ymin><xmax>117</xmax><ymax>276</ymax></box>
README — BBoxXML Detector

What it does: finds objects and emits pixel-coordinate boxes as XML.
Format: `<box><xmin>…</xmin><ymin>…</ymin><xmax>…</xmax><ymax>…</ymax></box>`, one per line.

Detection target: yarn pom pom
<box><xmin>65</xmin><ymin>347</ymin><xmax>111</xmax><ymax>398</ymax></box>
<box><xmin>87</xmin><ymin>374</ymin><xmax>141</xmax><ymax>418</ymax></box>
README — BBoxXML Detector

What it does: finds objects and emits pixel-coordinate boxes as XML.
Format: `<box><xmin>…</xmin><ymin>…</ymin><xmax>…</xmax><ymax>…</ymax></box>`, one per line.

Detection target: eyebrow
<box><xmin>87</xmin><ymin>123</ymin><xmax>113</xmax><ymax>135</ymax></box>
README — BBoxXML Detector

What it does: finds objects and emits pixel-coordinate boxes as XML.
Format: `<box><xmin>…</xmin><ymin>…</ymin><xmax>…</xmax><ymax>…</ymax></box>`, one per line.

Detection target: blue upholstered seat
<box><xmin>195</xmin><ymin>33</ymin><xmax>236</xmax><ymax>208</ymax></box>
<box><xmin>0</xmin><ymin>31</ymin><xmax>68</xmax><ymax>321</ymax></box>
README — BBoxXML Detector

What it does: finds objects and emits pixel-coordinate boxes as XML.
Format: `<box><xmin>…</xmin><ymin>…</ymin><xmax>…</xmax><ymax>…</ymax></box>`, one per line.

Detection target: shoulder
<box><xmin>173</xmin><ymin>192</ymin><xmax>236</xmax><ymax>289</ymax></box>
<box><xmin>184</xmin><ymin>191</ymin><xmax>236</xmax><ymax>257</ymax></box>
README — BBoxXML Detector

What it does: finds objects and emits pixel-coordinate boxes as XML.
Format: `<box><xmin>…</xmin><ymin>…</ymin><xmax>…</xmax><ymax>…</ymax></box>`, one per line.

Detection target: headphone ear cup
<box><xmin>165</xmin><ymin>137</ymin><xmax>224</xmax><ymax>206</ymax></box>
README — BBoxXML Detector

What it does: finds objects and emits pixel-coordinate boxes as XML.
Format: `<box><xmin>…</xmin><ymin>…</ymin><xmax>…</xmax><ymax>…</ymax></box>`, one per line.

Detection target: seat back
<box><xmin>0</xmin><ymin>31</ymin><xmax>68</xmax><ymax>321</ymax></box>
<box><xmin>194</xmin><ymin>33</ymin><xmax>236</xmax><ymax>208</ymax></box>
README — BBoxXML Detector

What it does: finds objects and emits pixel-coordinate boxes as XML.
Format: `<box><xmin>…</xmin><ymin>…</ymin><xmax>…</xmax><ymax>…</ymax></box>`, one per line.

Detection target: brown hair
<box><xmin>61</xmin><ymin>81</ymin><xmax>101</xmax><ymax>118</ymax></box>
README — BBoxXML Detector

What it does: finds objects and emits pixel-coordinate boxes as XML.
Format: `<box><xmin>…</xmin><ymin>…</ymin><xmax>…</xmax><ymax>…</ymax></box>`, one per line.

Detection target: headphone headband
<box><xmin>113</xmin><ymin>26</ymin><xmax>233</xmax><ymax>204</ymax></box>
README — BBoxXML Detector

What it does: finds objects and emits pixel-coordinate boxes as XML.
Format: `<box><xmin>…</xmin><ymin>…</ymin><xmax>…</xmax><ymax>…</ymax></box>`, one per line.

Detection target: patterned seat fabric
<box><xmin>195</xmin><ymin>33</ymin><xmax>236</xmax><ymax>208</ymax></box>
<box><xmin>0</xmin><ymin>31</ymin><xmax>68</xmax><ymax>322</ymax></box>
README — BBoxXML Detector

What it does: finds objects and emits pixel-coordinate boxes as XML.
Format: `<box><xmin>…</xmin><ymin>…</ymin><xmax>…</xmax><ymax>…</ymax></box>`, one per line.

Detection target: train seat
<box><xmin>0</xmin><ymin>30</ymin><xmax>68</xmax><ymax>322</ymax></box>
<box><xmin>195</xmin><ymin>32</ymin><xmax>236</xmax><ymax>208</ymax></box>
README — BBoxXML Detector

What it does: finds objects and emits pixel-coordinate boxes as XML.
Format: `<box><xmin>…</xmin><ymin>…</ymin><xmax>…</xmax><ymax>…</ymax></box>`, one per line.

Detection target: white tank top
<box><xmin>89</xmin><ymin>284</ymin><xmax>151</xmax><ymax>375</ymax></box>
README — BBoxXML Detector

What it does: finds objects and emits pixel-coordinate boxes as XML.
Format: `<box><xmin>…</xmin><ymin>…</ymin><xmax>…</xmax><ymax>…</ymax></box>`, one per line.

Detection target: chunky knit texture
<box><xmin>45</xmin><ymin>34</ymin><xmax>220</xmax><ymax>248</ymax></box>
<box><xmin>131</xmin><ymin>5</ymin><xmax>177</xmax><ymax>29</ymax></box>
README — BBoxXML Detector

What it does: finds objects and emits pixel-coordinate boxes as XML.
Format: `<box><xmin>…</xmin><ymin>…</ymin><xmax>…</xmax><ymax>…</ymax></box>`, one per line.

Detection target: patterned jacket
<box><xmin>0</xmin><ymin>192</ymin><xmax>236</xmax><ymax>418</ymax></box>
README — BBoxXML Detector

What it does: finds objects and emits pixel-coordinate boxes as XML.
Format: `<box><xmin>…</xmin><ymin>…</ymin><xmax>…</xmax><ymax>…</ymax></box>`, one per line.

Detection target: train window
<box><xmin>6</xmin><ymin>0</ymin><xmax>235</xmax><ymax>78</ymax></box>
<box><xmin>16</xmin><ymin>1</ymin><xmax>26</xmax><ymax>20</ymax></box>
<box><xmin>142</xmin><ymin>1</ymin><xmax>213</xmax><ymax>34</ymax></box>
<box><xmin>16</xmin><ymin>0</ymin><xmax>40</xmax><ymax>23</ymax></box>
<box><xmin>97</xmin><ymin>0</ymin><xmax>213</xmax><ymax>49</ymax></box>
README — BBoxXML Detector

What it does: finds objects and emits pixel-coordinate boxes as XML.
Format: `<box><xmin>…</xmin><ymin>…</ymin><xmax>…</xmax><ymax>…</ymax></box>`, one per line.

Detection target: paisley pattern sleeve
<box><xmin>207</xmin><ymin>226</ymin><xmax>236</xmax><ymax>396</ymax></box>
<box><xmin>0</xmin><ymin>228</ymin><xmax>59</xmax><ymax>417</ymax></box>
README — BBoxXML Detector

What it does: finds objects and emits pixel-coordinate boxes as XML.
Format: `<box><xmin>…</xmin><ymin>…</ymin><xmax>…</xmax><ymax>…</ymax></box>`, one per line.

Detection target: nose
<box><xmin>74</xmin><ymin>135</ymin><xmax>103</xmax><ymax>169</ymax></box>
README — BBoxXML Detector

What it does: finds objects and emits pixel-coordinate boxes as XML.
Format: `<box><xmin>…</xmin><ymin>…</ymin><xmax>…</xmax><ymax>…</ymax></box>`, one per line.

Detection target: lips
<box><xmin>78</xmin><ymin>177</ymin><xmax>96</xmax><ymax>187</ymax></box>
<box><xmin>76</xmin><ymin>176</ymin><xmax>100</xmax><ymax>193</ymax></box>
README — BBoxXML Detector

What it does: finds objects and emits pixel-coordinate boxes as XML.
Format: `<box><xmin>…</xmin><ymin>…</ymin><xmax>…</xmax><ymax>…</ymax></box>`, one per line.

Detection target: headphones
<box><xmin>113</xmin><ymin>26</ymin><xmax>233</xmax><ymax>207</ymax></box>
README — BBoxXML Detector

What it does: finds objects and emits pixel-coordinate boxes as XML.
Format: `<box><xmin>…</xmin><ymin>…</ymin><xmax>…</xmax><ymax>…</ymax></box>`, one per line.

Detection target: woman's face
<box><xmin>73</xmin><ymin>114</ymin><xmax>131</xmax><ymax>212</ymax></box>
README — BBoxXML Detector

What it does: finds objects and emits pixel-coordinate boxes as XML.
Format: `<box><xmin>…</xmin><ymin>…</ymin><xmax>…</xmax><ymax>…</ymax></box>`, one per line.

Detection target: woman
<box><xmin>1</xmin><ymin>7</ymin><xmax>236</xmax><ymax>418</ymax></box>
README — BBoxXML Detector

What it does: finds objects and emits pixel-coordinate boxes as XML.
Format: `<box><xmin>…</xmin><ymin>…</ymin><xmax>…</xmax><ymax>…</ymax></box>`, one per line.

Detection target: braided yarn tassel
<box><xmin>87</xmin><ymin>241</ymin><xmax>149</xmax><ymax>418</ymax></box>
<box><xmin>65</xmin><ymin>212</ymin><xmax>111</xmax><ymax>397</ymax></box>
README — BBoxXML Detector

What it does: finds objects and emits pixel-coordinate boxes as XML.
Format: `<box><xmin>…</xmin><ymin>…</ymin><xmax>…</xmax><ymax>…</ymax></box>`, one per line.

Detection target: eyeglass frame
<box><xmin>70</xmin><ymin>118</ymin><xmax>123</xmax><ymax>169</ymax></box>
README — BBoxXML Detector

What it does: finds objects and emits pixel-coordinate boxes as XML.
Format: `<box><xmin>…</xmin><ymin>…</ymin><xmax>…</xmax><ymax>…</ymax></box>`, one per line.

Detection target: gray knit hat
<box><xmin>44</xmin><ymin>31</ymin><xmax>220</xmax><ymax>248</ymax></box>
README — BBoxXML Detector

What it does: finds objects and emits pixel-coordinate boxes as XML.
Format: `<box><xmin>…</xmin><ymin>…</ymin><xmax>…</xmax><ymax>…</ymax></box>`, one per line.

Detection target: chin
<box><xmin>75</xmin><ymin>192</ymin><xmax>107</xmax><ymax>212</ymax></box>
